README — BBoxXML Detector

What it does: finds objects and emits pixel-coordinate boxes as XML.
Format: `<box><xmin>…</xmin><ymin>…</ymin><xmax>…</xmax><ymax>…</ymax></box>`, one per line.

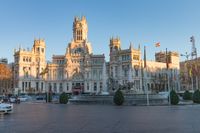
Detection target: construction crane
<box><xmin>190</xmin><ymin>36</ymin><xmax>197</xmax><ymax>60</ymax></box>
<box><xmin>190</xmin><ymin>36</ymin><xmax>198</xmax><ymax>91</ymax></box>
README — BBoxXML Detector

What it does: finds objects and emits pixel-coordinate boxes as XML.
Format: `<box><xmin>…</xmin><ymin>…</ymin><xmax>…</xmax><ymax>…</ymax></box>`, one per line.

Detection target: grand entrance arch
<box><xmin>72</xmin><ymin>72</ymin><xmax>84</xmax><ymax>95</ymax></box>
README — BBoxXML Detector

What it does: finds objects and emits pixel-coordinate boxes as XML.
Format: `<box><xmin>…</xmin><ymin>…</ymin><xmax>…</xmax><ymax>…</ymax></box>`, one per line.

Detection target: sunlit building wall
<box><xmin>14</xmin><ymin>16</ymin><xmax>180</xmax><ymax>94</ymax></box>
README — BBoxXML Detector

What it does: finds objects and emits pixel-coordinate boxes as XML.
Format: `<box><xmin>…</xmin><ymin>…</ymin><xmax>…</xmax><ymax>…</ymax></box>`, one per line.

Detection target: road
<box><xmin>0</xmin><ymin>103</ymin><xmax>200</xmax><ymax>133</ymax></box>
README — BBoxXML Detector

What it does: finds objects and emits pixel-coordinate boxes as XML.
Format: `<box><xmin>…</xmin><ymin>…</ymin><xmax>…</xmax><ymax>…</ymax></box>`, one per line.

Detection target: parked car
<box><xmin>158</xmin><ymin>91</ymin><xmax>169</xmax><ymax>98</ymax></box>
<box><xmin>0</xmin><ymin>95</ymin><xmax>9</xmax><ymax>103</ymax></box>
<box><xmin>18</xmin><ymin>95</ymin><xmax>28</xmax><ymax>102</ymax></box>
<box><xmin>36</xmin><ymin>95</ymin><xmax>45</xmax><ymax>100</ymax></box>
<box><xmin>52</xmin><ymin>95</ymin><xmax>59</xmax><ymax>102</ymax></box>
<box><xmin>9</xmin><ymin>96</ymin><xmax>16</xmax><ymax>103</ymax></box>
<box><xmin>0</xmin><ymin>95</ymin><xmax>3</xmax><ymax>102</ymax></box>
<box><xmin>9</xmin><ymin>96</ymin><xmax>20</xmax><ymax>104</ymax></box>
<box><xmin>0</xmin><ymin>102</ymin><xmax>13</xmax><ymax>114</ymax></box>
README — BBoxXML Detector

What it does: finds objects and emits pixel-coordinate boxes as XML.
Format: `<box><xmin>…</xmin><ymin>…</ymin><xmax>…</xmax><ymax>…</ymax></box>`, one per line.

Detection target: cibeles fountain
<box><xmin>101</xmin><ymin>60</ymin><xmax>109</xmax><ymax>95</ymax></box>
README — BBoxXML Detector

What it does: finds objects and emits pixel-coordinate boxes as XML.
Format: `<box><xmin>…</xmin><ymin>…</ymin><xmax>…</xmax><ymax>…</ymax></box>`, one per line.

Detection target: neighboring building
<box><xmin>14</xmin><ymin>16</ymin><xmax>180</xmax><ymax>94</ymax></box>
<box><xmin>0</xmin><ymin>59</ymin><xmax>13</xmax><ymax>95</ymax></box>
<box><xmin>179</xmin><ymin>57</ymin><xmax>200</xmax><ymax>91</ymax></box>
<box><xmin>152</xmin><ymin>51</ymin><xmax>180</xmax><ymax>92</ymax></box>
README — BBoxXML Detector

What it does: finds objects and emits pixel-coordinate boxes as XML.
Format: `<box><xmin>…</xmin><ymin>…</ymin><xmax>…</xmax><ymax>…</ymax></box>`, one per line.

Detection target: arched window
<box><xmin>114</xmin><ymin>46</ymin><xmax>118</xmax><ymax>51</ymax></box>
<box><xmin>151</xmin><ymin>84</ymin><xmax>154</xmax><ymax>90</ymax></box>
<box><xmin>147</xmin><ymin>83</ymin><xmax>150</xmax><ymax>91</ymax></box>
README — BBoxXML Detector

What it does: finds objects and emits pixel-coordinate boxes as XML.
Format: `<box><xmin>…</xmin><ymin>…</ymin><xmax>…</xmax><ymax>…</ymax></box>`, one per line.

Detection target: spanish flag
<box><xmin>155</xmin><ymin>42</ymin><xmax>160</xmax><ymax>47</ymax></box>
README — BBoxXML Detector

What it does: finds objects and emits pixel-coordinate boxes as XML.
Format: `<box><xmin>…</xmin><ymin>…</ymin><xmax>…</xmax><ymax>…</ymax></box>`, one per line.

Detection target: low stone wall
<box><xmin>69</xmin><ymin>94</ymin><xmax>168</xmax><ymax>106</ymax></box>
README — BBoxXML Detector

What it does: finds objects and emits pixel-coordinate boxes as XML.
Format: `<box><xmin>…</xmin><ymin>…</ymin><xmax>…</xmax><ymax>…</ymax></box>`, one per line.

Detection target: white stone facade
<box><xmin>14</xmin><ymin>16</ymin><xmax>180</xmax><ymax>94</ymax></box>
<box><xmin>14</xmin><ymin>16</ymin><xmax>104</xmax><ymax>94</ymax></box>
<box><xmin>14</xmin><ymin>39</ymin><xmax>46</xmax><ymax>94</ymax></box>
<box><xmin>109</xmin><ymin>41</ymin><xmax>180</xmax><ymax>93</ymax></box>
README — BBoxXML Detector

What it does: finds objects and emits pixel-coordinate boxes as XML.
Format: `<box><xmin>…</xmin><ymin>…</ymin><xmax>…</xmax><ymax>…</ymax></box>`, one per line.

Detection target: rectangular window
<box><xmin>59</xmin><ymin>83</ymin><xmax>63</xmax><ymax>92</ymax></box>
<box><xmin>22</xmin><ymin>82</ymin><xmax>24</xmax><ymax>90</ymax></box>
<box><xmin>124</xmin><ymin>69</ymin><xmax>128</xmax><ymax>77</ymax></box>
<box><xmin>87</xmin><ymin>83</ymin><xmax>89</xmax><ymax>90</ymax></box>
<box><xmin>29</xmin><ymin>82</ymin><xmax>31</xmax><ymax>88</ymax></box>
<box><xmin>36</xmin><ymin>67</ymin><xmax>39</xmax><ymax>78</ymax></box>
<box><xmin>25</xmin><ymin>82</ymin><xmax>27</xmax><ymax>88</ymax></box>
<box><xmin>135</xmin><ymin>80</ymin><xmax>140</xmax><ymax>89</ymax></box>
<box><xmin>49</xmin><ymin>83</ymin><xmax>52</xmax><ymax>91</ymax></box>
<box><xmin>66</xmin><ymin>83</ymin><xmax>69</xmax><ymax>91</ymax></box>
<box><xmin>100</xmin><ymin>82</ymin><xmax>102</xmax><ymax>89</ymax></box>
<box><xmin>94</xmin><ymin>82</ymin><xmax>97</xmax><ymax>91</ymax></box>
<box><xmin>41</xmin><ymin>82</ymin><xmax>43</xmax><ymax>90</ymax></box>
<box><xmin>115</xmin><ymin>66</ymin><xmax>118</xmax><ymax>77</ymax></box>
<box><xmin>93</xmin><ymin>69</ymin><xmax>97</xmax><ymax>78</ymax></box>
<box><xmin>135</xmin><ymin>69</ymin><xmax>139</xmax><ymax>77</ymax></box>
<box><xmin>36</xmin><ymin>82</ymin><xmax>39</xmax><ymax>91</ymax></box>
<box><xmin>54</xmin><ymin>83</ymin><xmax>57</xmax><ymax>92</ymax></box>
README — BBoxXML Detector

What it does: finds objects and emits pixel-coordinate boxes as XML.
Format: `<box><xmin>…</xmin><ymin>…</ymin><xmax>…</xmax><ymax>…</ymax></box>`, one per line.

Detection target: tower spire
<box><xmin>129</xmin><ymin>42</ymin><xmax>133</xmax><ymax>49</ymax></box>
<box><xmin>138</xmin><ymin>44</ymin><xmax>141</xmax><ymax>50</ymax></box>
<box><xmin>73</xmin><ymin>16</ymin><xmax>88</xmax><ymax>42</ymax></box>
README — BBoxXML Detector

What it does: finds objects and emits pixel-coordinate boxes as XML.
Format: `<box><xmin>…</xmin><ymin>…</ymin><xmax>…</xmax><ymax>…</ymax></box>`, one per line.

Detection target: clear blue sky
<box><xmin>0</xmin><ymin>0</ymin><xmax>200</xmax><ymax>62</ymax></box>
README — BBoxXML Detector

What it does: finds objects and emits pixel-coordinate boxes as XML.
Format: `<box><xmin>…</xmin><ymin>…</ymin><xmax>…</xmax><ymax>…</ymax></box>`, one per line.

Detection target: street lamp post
<box><xmin>166</xmin><ymin>48</ymin><xmax>171</xmax><ymax>105</ymax></box>
<box><xmin>143</xmin><ymin>46</ymin><xmax>149</xmax><ymax>106</ymax></box>
<box><xmin>180</xmin><ymin>52</ymin><xmax>191</xmax><ymax>91</ymax></box>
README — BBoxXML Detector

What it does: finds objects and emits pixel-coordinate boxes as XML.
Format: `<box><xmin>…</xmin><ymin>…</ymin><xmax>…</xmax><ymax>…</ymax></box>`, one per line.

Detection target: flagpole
<box><xmin>144</xmin><ymin>46</ymin><xmax>149</xmax><ymax>106</ymax></box>
<box><xmin>166</xmin><ymin>48</ymin><xmax>171</xmax><ymax>105</ymax></box>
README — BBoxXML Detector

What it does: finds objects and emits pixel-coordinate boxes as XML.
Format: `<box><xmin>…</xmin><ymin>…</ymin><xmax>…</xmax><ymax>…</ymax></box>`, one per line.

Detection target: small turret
<box><xmin>81</xmin><ymin>16</ymin><xmax>86</xmax><ymax>21</ymax></box>
<box><xmin>33</xmin><ymin>38</ymin><xmax>46</xmax><ymax>55</ymax></box>
<box><xmin>138</xmin><ymin>44</ymin><xmax>141</xmax><ymax>50</ymax></box>
<box><xmin>109</xmin><ymin>37</ymin><xmax>121</xmax><ymax>52</ymax></box>
<box><xmin>129</xmin><ymin>42</ymin><xmax>133</xmax><ymax>49</ymax></box>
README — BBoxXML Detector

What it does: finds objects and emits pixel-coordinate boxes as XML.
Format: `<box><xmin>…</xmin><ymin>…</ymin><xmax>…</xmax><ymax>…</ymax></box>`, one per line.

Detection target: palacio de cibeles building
<box><xmin>13</xmin><ymin>16</ymin><xmax>180</xmax><ymax>95</ymax></box>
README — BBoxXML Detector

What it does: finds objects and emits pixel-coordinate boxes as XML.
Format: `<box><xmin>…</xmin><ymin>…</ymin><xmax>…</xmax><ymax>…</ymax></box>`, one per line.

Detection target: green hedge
<box><xmin>193</xmin><ymin>90</ymin><xmax>200</xmax><ymax>103</ymax></box>
<box><xmin>59</xmin><ymin>92</ymin><xmax>69</xmax><ymax>104</ymax></box>
<box><xmin>113</xmin><ymin>89</ymin><xmax>124</xmax><ymax>106</ymax></box>
<box><xmin>170</xmin><ymin>90</ymin><xmax>179</xmax><ymax>105</ymax></box>
<box><xmin>183</xmin><ymin>90</ymin><xmax>192</xmax><ymax>100</ymax></box>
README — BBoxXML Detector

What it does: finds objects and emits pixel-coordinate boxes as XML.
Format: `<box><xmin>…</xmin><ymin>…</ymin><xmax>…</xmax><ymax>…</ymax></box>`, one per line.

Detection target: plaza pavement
<box><xmin>0</xmin><ymin>103</ymin><xmax>200</xmax><ymax>133</ymax></box>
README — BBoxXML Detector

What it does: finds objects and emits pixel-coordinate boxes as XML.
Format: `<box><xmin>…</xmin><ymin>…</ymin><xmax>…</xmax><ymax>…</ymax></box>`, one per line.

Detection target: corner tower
<box><xmin>33</xmin><ymin>39</ymin><xmax>46</xmax><ymax>61</ymax></box>
<box><xmin>73</xmin><ymin>16</ymin><xmax>88</xmax><ymax>42</ymax></box>
<box><xmin>33</xmin><ymin>39</ymin><xmax>46</xmax><ymax>55</ymax></box>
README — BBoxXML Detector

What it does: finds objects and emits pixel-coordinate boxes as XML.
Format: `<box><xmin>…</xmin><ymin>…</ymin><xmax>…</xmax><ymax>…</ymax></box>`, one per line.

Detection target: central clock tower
<box><xmin>73</xmin><ymin>16</ymin><xmax>88</xmax><ymax>43</ymax></box>
<box><xmin>66</xmin><ymin>16</ymin><xmax>92</xmax><ymax>56</ymax></box>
